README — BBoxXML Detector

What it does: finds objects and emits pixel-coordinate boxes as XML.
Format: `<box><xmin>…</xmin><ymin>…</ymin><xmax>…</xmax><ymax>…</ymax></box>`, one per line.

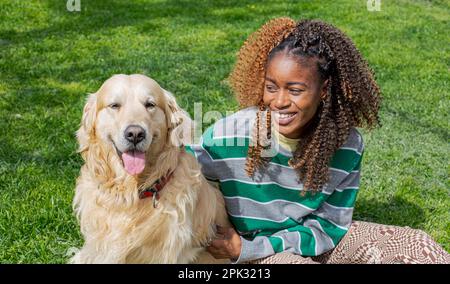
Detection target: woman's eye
<box><xmin>266</xmin><ymin>85</ymin><xmax>277</xmax><ymax>92</ymax></box>
<box><xmin>109</xmin><ymin>103</ymin><xmax>121</xmax><ymax>109</ymax></box>
<box><xmin>289</xmin><ymin>89</ymin><xmax>303</xmax><ymax>95</ymax></box>
<box><xmin>145</xmin><ymin>102</ymin><xmax>156</xmax><ymax>109</ymax></box>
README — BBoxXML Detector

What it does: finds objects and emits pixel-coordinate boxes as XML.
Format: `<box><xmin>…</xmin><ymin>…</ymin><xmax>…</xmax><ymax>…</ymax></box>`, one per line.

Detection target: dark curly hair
<box><xmin>229</xmin><ymin>18</ymin><xmax>382</xmax><ymax>193</ymax></box>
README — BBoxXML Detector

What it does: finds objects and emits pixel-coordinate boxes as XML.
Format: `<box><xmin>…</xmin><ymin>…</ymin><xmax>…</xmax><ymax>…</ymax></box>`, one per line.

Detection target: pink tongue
<box><xmin>121</xmin><ymin>151</ymin><xmax>146</xmax><ymax>175</ymax></box>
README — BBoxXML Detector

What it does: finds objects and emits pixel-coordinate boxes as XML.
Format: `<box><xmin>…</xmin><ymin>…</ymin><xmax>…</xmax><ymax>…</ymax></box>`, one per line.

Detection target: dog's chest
<box><xmin>124</xmin><ymin>206</ymin><xmax>201</xmax><ymax>263</ymax></box>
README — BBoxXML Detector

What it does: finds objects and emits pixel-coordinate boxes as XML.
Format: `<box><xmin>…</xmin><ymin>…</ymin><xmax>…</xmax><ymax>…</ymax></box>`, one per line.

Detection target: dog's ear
<box><xmin>163</xmin><ymin>89</ymin><xmax>193</xmax><ymax>147</ymax></box>
<box><xmin>76</xmin><ymin>92</ymin><xmax>97</xmax><ymax>153</ymax></box>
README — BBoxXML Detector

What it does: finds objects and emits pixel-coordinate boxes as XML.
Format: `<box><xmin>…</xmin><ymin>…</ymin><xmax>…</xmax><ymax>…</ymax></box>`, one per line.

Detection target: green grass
<box><xmin>0</xmin><ymin>0</ymin><xmax>448</xmax><ymax>263</ymax></box>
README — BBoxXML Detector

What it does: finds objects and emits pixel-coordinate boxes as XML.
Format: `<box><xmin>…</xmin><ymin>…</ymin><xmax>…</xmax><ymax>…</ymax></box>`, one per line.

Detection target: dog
<box><xmin>71</xmin><ymin>74</ymin><xmax>229</xmax><ymax>263</ymax></box>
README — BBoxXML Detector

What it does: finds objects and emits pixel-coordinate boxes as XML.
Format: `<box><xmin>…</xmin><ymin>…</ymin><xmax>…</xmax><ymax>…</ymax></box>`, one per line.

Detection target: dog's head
<box><xmin>77</xmin><ymin>74</ymin><xmax>191</xmax><ymax>177</ymax></box>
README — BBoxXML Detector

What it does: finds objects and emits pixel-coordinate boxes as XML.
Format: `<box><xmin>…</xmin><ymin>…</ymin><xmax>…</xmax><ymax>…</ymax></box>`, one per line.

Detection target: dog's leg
<box><xmin>190</xmin><ymin>180</ymin><xmax>232</xmax><ymax>264</ymax></box>
<box><xmin>213</xmin><ymin>189</ymin><xmax>232</xmax><ymax>229</ymax></box>
<box><xmin>69</xmin><ymin>242</ymin><xmax>126</xmax><ymax>264</ymax></box>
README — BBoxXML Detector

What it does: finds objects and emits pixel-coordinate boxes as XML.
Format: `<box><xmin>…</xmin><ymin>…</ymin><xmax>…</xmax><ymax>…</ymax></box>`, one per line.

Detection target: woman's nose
<box><xmin>274</xmin><ymin>90</ymin><xmax>291</xmax><ymax>109</ymax></box>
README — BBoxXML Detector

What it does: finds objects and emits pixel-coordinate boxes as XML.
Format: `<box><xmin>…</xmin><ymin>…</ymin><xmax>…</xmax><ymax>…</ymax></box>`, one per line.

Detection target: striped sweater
<box><xmin>186</xmin><ymin>107</ymin><xmax>364</xmax><ymax>263</ymax></box>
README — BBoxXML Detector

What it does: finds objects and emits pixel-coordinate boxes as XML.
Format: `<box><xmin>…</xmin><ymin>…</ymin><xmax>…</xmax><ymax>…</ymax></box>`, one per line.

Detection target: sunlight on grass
<box><xmin>0</xmin><ymin>0</ymin><xmax>448</xmax><ymax>263</ymax></box>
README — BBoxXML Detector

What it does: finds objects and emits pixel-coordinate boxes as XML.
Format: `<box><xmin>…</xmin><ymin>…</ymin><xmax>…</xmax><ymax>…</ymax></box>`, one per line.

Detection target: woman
<box><xmin>186</xmin><ymin>18</ymin><xmax>449</xmax><ymax>264</ymax></box>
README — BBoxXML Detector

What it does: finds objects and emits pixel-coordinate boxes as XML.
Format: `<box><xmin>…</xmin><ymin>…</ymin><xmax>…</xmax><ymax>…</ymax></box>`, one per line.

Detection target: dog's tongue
<box><xmin>122</xmin><ymin>151</ymin><xmax>146</xmax><ymax>175</ymax></box>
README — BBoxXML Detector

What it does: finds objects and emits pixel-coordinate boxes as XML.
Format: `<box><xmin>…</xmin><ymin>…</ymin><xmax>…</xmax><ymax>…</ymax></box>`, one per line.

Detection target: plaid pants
<box><xmin>248</xmin><ymin>221</ymin><xmax>450</xmax><ymax>264</ymax></box>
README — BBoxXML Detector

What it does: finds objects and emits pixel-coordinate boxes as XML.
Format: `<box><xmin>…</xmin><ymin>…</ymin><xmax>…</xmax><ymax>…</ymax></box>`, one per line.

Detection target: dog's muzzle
<box><xmin>124</xmin><ymin>125</ymin><xmax>146</xmax><ymax>146</ymax></box>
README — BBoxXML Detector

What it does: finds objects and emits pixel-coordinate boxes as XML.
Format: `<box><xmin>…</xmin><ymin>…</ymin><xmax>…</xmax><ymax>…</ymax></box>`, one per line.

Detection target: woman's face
<box><xmin>263</xmin><ymin>52</ymin><xmax>327</xmax><ymax>139</ymax></box>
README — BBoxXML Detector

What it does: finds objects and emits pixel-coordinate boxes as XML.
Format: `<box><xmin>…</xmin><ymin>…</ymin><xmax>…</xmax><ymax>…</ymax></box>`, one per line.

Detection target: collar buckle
<box><xmin>152</xmin><ymin>190</ymin><xmax>159</xmax><ymax>208</ymax></box>
<box><xmin>138</xmin><ymin>170</ymin><xmax>174</xmax><ymax>207</ymax></box>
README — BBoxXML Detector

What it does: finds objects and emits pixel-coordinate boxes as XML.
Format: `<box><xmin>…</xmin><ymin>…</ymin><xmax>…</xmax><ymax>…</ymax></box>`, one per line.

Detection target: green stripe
<box><xmin>271</xmin><ymin>153</ymin><xmax>290</xmax><ymax>166</ymax></box>
<box><xmin>220</xmin><ymin>180</ymin><xmax>327</xmax><ymax>209</ymax></box>
<box><xmin>203</xmin><ymin>127</ymin><xmax>290</xmax><ymax>166</ymax></box>
<box><xmin>303</xmin><ymin>215</ymin><xmax>348</xmax><ymax>246</ymax></box>
<box><xmin>286</xmin><ymin>225</ymin><xmax>317</xmax><ymax>256</ymax></box>
<box><xmin>202</xmin><ymin>126</ymin><xmax>249</xmax><ymax>158</ymax></box>
<box><xmin>329</xmin><ymin>149</ymin><xmax>361</xmax><ymax>172</ymax></box>
<box><xmin>326</xmin><ymin>188</ymin><xmax>359</xmax><ymax>208</ymax></box>
<box><xmin>268</xmin><ymin>237</ymin><xmax>284</xmax><ymax>253</ymax></box>
<box><xmin>229</xmin><ymin>215</ymin><xmax>298</xmax><ymax>234</ymax></box>
<box><xmin>202</xmin><ymin>126</ymin><xmax>362</xmax><ymax>172</ymax></box>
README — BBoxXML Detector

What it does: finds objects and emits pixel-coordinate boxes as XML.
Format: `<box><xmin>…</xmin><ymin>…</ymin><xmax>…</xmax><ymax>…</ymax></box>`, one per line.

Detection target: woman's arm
<box><xmin>208</xmin><ymin>152</ymin><xmax>363</xmax><ymax>263</ymax></box>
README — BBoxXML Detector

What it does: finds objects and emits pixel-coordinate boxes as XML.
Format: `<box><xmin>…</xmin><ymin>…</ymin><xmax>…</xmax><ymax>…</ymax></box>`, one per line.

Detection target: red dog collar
<box><xmin>139</xmin><ymin>171</ymin><xmax>174</xmax><ymax>208</ymax></box>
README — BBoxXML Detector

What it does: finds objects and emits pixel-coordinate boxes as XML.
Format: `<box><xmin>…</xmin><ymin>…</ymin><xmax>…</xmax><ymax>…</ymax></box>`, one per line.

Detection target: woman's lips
<box><xmin>274</xmin><ymin>112</ymin><xmax>298</xmax><ymax>126</ymax></box>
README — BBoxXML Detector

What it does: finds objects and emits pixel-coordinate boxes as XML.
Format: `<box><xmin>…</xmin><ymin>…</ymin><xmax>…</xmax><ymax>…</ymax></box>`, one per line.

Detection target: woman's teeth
<box><xmin>274</xmin><ymin>112</ymin><xmax>297</xmax><ymax>126</ymax></box>
<box><xmin>279</xmin><ymin>113</ymin><xmax>295</xmax><ymax>119</ymax></box>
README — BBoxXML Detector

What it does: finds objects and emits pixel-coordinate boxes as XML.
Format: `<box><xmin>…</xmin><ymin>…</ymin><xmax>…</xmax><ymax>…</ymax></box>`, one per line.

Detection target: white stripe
<box><xmin>297</xmin><ymin>231</ymin><xmax>303</xmax><ymax>255</ymax></box>
<box><xmin>220</xmin><ymin>178</ymin><xmax>302</xmax><ymax>191</ymax></box>
<box><xmin>227</xmin><ymin>212</ymin><xmax>290</xmax><ymax>223</ymax></box>
<box><xmin>212</xmin><ymin>135</ymin><xmax>250</xmax><ymax>140</ymax></box>
<box><xmin>224</xmin><ymin>196</ymin><xmax>315</xmax><ymax>211</ymax></box>
<box><xmin>269</xmin><ymin>161</ymin><xmax>292</xmax><ymax>169</ymax></box>
<box><xmin>335</xmin><ymin>186</ymin><xmax>359</xmax><ymax>192</ymax></box>
<box><xmin>216</xmin><ymin>157</ymin><xmax>351</xmax><ymax>174</ymax></box>
<box><xmin>339</xmin><ymin>147</ymin><xmax>362</xmax><ymax>156</ymax></box>
<box><xmin>310</xmin><ymin>213</ymin><xmax>349</xmax><ymax>231</ymax></box>
<box><xmin>329</xmin><ymin>167</ymin><xmax>349</xmax><ymax>175</ymax></box>
<box><xmin>215</xmin><ymin>157</ymin><xmax>249</xmax><ymax>162</ymax></box>
<box><xmin>199</xmin><ymin>145</ymin><xmax>291</xmax><ymax>169</ymax></box>
<box><xmin>202</xmin><ymin>153</ymin><xmax>293</xmax><ymax>170</ymax></box>
<box><xmin>309</xmin><ymin>227</ymin><xmax>318</xmax><ymax>256</ymax></box>
<box><xmin>197</xmin><ymin>140</ymin><xmax>291</xmax><ymax>168</ymax></box>
<box><xmin>311</xmin><ymin>219</ymin><xmax>336</xmax><ymax>250</ymax></box>
<box><xmin>324</xmin><ymin>201</ymin><xmax>354</xmax><ymax>210</ymax></box>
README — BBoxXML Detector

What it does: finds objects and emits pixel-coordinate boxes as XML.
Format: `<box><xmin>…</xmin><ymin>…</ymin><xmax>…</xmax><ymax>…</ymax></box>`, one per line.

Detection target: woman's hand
<box><xmin>206</xmin><ymin>226</ymin><xmax>242</xmax><ymax>260</ymax></box>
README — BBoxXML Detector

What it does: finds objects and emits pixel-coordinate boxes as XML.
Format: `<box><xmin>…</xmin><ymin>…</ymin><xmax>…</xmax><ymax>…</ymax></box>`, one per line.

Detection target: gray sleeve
<box><xmin>231</xmin><ymin>236</ymin><xmax>275</xmax><ymax>264</ymax></box>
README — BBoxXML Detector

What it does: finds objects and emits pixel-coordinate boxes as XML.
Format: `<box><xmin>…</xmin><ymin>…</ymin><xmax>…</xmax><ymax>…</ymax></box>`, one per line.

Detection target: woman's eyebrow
<box><xmin>265</xmin><ymin>77</ymin><xmax>307</xmax><ymax>88</ymax></box>
<box><xmin>287</xmin><ymin>81</ymin><xmax>307</xmax><ymax>88</ymax></box>
<box><xmin>265</xmin><ymin>77</ymin><xmax>277</xmax><ymax>84</ymax></box>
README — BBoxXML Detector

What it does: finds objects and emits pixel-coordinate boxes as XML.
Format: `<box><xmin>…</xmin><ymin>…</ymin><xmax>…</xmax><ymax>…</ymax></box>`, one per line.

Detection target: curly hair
<box><xmin>229</xmin><ymin>18</ymin><xmax>382</xmax><ymax>193</ymax></box>
<box><xmin>229</xmin><ymin>18</ymin><xmax>296</xmax><ymax>107</ymax></box>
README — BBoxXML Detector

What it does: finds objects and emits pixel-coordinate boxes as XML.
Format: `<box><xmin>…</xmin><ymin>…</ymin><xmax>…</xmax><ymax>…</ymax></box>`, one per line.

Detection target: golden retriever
<box><xmin>71</xmin><ymin>74</ymin><xmax>229</xmax><ymax>263</ymax></box>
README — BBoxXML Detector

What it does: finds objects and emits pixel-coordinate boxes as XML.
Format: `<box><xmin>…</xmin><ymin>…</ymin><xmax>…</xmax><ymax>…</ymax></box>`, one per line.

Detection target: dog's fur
<box><xmin>71</xmin><ymin>74</ymin><xmax>229</xmax><ymax>263</ymax></box>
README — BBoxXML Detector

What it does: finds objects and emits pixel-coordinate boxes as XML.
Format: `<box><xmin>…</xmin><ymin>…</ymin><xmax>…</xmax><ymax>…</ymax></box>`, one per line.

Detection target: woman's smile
<box><xmin>273</xmin><ymin>111</ymin><xmax>298</xmax><ymax>126</ymax></box>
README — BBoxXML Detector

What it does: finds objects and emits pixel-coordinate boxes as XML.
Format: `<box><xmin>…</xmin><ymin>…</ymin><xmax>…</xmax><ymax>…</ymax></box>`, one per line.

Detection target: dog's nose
<box><xmin>124</xmin><ymin>125</ymin><xmax>146</xmax><ymax>145</ymax></box>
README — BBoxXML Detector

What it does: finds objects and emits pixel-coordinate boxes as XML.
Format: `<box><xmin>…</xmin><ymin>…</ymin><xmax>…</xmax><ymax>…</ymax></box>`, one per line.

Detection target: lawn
<box><xmin>0</xmin><ymin>0</ymin><xmax>448</xmax><ymax>263</ymax></box>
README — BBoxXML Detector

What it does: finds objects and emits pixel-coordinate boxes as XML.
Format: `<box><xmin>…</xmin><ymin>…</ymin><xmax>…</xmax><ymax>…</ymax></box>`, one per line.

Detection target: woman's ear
<box><xmin>162</xmin><ymin>89</ymin><xmax>193</xmax><ymax>147</ymax></box>
<box><xmin>320</xmin><ymin>79</ymin><xmax>330</xmax><ymax>101</ymax></box>
<box><xmin>76</xmin><ymin>92</ymin><xmax>97</xmax><ymax>153</ymax></box>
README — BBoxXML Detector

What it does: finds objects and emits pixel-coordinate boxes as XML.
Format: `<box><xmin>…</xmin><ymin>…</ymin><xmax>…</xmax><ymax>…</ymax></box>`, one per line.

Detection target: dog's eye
<box><xmin>109</xmin><ymin>103</ymin><xmax>121</xmax><ymax>110</ymax></box>
<box><xmin>145</xmin><ymin>101</ymin><xmax>156</xmax><ymax>109</ymax></box>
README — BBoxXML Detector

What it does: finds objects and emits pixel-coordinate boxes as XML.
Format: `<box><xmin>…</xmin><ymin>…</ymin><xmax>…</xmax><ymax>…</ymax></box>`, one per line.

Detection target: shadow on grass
<box><xmin>0</xmin><ymin>0</ymin><xmax>287</xmax><ymax>43</ymax></box>
<box><xmin>383</xmin><ymin>104</ymin><xmax>449</xmax><ymax>142</ymax></box>
<box><xmin>354</xmin><ymin>195</ymin><xmax>426</xmax><ymax>229</ymax></box>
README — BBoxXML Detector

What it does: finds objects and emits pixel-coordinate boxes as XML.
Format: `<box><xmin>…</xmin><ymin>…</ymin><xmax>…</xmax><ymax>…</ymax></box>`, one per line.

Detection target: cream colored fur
<box><xmin>71</xmin><ymin>74</ymin><xmax>229</xmax><ymax>264</ymax></box>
